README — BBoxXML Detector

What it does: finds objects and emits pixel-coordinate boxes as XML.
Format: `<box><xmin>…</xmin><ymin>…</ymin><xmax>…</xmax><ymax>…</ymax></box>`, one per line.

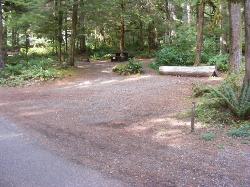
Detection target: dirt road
<box><xmin>0</xmin><ymin>61</ymin><xmax>249</xmax><ymax>186</ymax></box>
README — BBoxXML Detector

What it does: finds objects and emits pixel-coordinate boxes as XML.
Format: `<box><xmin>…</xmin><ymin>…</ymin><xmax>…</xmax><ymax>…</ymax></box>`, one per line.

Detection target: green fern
<box><xmin>210</xmin><ymin>83</ymin><xmax>250</xmax><ymax>119</ymax></box>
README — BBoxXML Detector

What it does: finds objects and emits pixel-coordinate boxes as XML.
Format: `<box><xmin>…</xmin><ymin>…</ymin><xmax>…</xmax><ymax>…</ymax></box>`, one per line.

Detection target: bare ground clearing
<box><xmin>0</xmin><ymin>60</ymin><xmax>249</xmax><ymax>186</ymax></box>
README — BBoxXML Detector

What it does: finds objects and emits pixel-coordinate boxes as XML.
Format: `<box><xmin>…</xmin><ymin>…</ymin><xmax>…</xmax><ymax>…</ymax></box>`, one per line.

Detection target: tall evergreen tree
<box><xmin>0</xmin><ymin>0</ymin><xmax>4</xmax><ymax>69</ymax></box>
<box><xmin>228</xmin><ymin>0</ymin><xmax>241</xmax><ymax>73</ymax></box>
<box><xmin>244</xmin><ymin>0</ymin><xmax>250</xmax><ymax>85</ymax></box>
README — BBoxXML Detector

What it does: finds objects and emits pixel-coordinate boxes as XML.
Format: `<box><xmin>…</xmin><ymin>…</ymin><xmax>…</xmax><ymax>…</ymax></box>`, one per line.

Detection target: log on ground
<box><xmin>159</xmin><ymin>66</ymin><xmax>218</xmax><ymax>77</ymax></box>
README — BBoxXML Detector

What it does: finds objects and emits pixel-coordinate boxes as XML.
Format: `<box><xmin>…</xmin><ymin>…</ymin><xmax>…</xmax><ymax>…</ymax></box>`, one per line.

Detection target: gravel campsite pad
<box><xmin>0</xmin><ymin>60</ymin><xmax>249</xmax><ymax>186</ymax></box>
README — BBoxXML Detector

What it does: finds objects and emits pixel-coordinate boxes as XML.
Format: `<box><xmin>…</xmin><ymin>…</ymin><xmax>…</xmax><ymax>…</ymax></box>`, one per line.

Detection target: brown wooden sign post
<box><xmin>191</xmin><ymin>102</ymin><xmax>196</xmax><ymax>132</ymax></box>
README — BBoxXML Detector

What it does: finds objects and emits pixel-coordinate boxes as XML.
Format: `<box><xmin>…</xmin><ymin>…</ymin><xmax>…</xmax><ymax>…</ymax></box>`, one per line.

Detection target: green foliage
<box><xmin>148</xmin><ymin>61</ymin><xmax>159</xmax><ymax>71</ymax></box>
<box><xmin>134</xmin><ymin>50</ymin><xmax>155</xmax><ymax>59</ymax></box>
<box><xmin>228</xmin><ymin>124</ymin><xmax>250</xmax><ymax>138</ymax></box>
<box><xmin>112</xmin><ymin>59</ymin><xmax>143</xmax><ymax>75</ymax></box>
<box><xmin>202</xmin><ymin>37</ymin><xmax>220</xmax><ymax>64</ymax></box>
<box><xmin>152</xmin><ymin>26</ymin><xmax>196</xmax><ymax>69</ymax></box>
<box><xmin>0</xmin><ymin>56</ymin><xmax>63</xmax><ymax>87</ymax></box>
<box><xmin>153</xmin><ymin>46</ymin><xmax>195</xmax><ymax>68</ymax></box>
<box><xmin>90</xmin><ymin>45</ymin><xmax>113</xmax><ymax>60</ymax></box>
<box><xmin>27</xmin><ymin>46</ymin><xmax>53</xmax><ymax>57</ymax></box>
<box><xmin>208</xmin><ymin>54</ymin><xmax>229</xmax><ymax>72</ymax></box>
<box><xmin>195</xmin><ymin>74</ymin><xmax>250</xmax><ymax>126</ymax></box>
<box><xmin>151</xmin><ymin>26</ymin><xmax>220</xmax><ymax>69</ymax></box>
<box><xmin>90</xmin><ymin>53</ymin><xmax>111</xmax><ymax>61</ymax></box>
<box><xmin>201</xmin><ymin>132</ymin><xmax>216</xmax><ymax>141</ymax></box>
<box><xmin>196</xmin><ymin>102</ymin><xmax>233</xmax><ymax>126</ymax></box>
<box><xmin>192</xmin><ymin>83</ymin><xmax>211</xmax><ymax>97</ymax></box>
<box><xmin>210</xmin><ymin>83</ymin><xmax>250</xmax><ymax>119</ymax></box>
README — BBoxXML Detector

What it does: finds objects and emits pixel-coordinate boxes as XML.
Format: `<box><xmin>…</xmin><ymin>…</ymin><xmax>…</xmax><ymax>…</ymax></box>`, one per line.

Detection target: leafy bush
<box><xmin>112</xmin><ymin>59</ymin><xmax>143</xmax><ymax>75</ymax></box>
<box><xmin>135</xmin><ymin>50</ymin><xmax>155</xmax><ymax>58</ymax></box>
<box><xmin>228</xmin><ymin>124</ymin><xmax>250</xmax><ymax>138</ymax></box>
<box><xmin>27</xmin><ymin>47</ymin><xmax>53</xmax><ymax>57</ymax></box>
<box><xmin>153</xmin><ymin>46</ymin><xmax>195</xmax><ymax>69</ymax></box>
<box><xmin>0</xmin><ymin>57</ymin><xmax>63</xmax><ymax>86</ymax></box>
<box><xmin>195</xmin><ymin>74</ymin><xmax>250</xmax><ymax>126</ymax></box>
<box><xmin>192</xmin><ymin>83</ymin><xmax>211</xmax><ymax>97</ymax></box>
<box><xmin>208</xmin><ymin>54</ymin><xmax>229</xmax><ymax>72</ymax></box>
<box><xmin>90</xmin><ymin>45</ymin><xmax>113</xmax><ymax>60</ymax></box>
<box><xmin>210</xmin><ymin>83</ymin><xmax>250</xmax><ymax>119</ymax></box>
<box><xmin>202</xmin><ymin>37</ymin><xmax>220</xmax><ymax>64</ymax></box>
<box><xmin>201</xmin><ymin>132</ymin><xmax>216</xmax><ymax>141</ymax></box>
<box><xmin>196</xmin><ymin>102</ymin><xmax>233</xmax><ymax>126</ymax></box>
<box><xmin>90</xmin><ymin>53</ymin><xmax>111</xmax><ymax>60</ymax></box>
<box><xmin>151</xmin><ymin>26</ymin><xmax>196</xmax><ymax>69</ymax></box>
<box><xmin>151</xmin><ymin>26</ymin><xmax>220</xmax><ymax>70</ymax></box>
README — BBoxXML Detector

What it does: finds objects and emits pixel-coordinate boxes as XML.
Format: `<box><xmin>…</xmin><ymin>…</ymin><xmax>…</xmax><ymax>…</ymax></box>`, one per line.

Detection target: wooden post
<box><xmin>191</xmin><ymin>102</ymin><xmax>196</xmax><ymax>132</ymax></box>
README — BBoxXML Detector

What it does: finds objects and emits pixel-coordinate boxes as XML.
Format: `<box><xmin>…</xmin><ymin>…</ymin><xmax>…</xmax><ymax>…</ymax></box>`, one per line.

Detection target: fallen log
<box><xmin>159</xmin><ymin>66</ymin><xmax>218</xmax><ymax>77</ymax></box>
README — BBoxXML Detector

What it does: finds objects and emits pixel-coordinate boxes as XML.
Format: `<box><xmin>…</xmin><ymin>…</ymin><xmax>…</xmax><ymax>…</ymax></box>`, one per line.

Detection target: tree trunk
<box><xmin>11</xmin><ymin>27</ymin><xmax>17</xmax><ymax>49</ymax></box>
<box><xmin>79</xmin><ymin>0</ymin><xmax>86</xmax><ymax>53</ymax></box>
<box><xmin>183</xmin><ymin>1</ymin><xmax>191</xmax><ymax>24</ymax></box>
<box><xmin>194</xmin><ymin>0</ymin><xmax>205</xmax><ymax>66</ymax></box>
<box><xmin>3</xmin><ymin>13</ymin><xmax>7</xmax><ymax>62</ymax></box>
<box><xmin>169</xmin><ymin>2</ymin><xmax>177</xmax><ymax>39</ymax></box>
<box><xmin>69</xmin><ymin>0</ymin><xmax>78</xmax><ymax>66</ymax></box>
<box><xmin>244</xmin><ymin>0</ymin><xmax>250</xmax><ymax>84</ymax></box>
<box><xmin>165</xmin><ymin>0</ymin><xmax>170</xmax><ymax>43</ymax></box>
<box><xmin>58</xmin><ymin>0</ymin><xmax>63</xmax><ymax>63</ymax></box>
<box><xmin>138</xmin><ymin>20</ymin><xmax>144</xmax><ymax>51</ymax></box>
<box><xmin>25</xmin><ymin>30</ymin><xmax>30</xmax><ymax>59</ymax></box>
<box><xmin>229</xmin><ymin>1</ymin><xmax>241</xmax><ymax>73</ymax></box>
<box><xmin>120</xmin><ymin>0</ymin><xmax>125</xmax><ymax>54</ymax></box>
<box><xmin>0</xmin><ymin>0</ymin><xmax>4</xmax><ymax>69</ymax></box>
<box><xmin>148</xmin><ymin>21</ymin><xmax>157</xmax><ymax>51</ymax></box>
<box><xmin>219</xmin><ymin>3</ymin><xmax>228</xmax><ymax>54</ymax></box>
<box><xmin>65</xmin><ymin>14</ymin><xmax>68</xmax><ymax>53</ymax></box>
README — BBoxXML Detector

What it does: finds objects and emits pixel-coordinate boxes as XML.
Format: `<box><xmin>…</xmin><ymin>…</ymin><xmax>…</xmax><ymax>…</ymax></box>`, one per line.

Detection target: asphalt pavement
<box><xmin>0</xmin><ymin>117</ymin><xmax>127</xmax><ymax>187</ymax></box>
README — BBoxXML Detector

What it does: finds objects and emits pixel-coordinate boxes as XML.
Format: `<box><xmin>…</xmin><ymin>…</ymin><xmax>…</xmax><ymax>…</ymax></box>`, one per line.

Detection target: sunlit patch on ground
<box><xmin>0</xmin><ymin>133</ymin><xmax>23</xmax><ymax>141</ymax></box>
<box><xmin>18</xmin><ymin>109</ymin><xmax>59</xmax><ymax>117</ymax></box>
<box><xmin>57</xmin><ymin>74</ymin><xmax>152</xmax><ymax>90</ymax></box>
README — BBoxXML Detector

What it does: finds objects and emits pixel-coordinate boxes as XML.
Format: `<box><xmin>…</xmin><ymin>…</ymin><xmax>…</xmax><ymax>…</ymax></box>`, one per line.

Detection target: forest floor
<box><xmin>0</xmin><ymin>59</ymin><xmax>249</xmax><ymax>186</ymax></box>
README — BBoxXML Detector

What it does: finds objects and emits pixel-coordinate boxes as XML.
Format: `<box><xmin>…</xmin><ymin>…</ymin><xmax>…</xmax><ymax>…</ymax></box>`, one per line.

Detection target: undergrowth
<box><xmin>201</xmin><ymin>132</ymin><xmax>216</xmax><ymax>141</ymax></box>
<box><xmin>112</xmin><ymin>59</ymin><xmax>143</xmax><ymax>75</ymax></box>
<box><xmin>228</xmin><ymin>124</ymin><xmax>250</xmax><ymax>138</ymax></box>
<box><xmin>194</xmin><ymin>73</ymin><xmax>250</xmax><ymax>138</ymax></box>
<box><xmin>0</xmin><ymin>56</ymin><xmax>66</xmax><ymax>86</ymax></box>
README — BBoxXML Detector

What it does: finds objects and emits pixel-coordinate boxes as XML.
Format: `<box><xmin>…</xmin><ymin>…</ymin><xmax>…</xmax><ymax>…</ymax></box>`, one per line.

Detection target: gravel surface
<box><xmin>0</xmin><ymin>60</ymin><xmax>249</xmax><ymax>186</ymax></box>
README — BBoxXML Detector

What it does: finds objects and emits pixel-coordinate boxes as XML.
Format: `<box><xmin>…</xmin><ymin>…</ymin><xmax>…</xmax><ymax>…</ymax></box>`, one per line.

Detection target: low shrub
<box><xmin>90</xmin><ymin>53</ymin><xmax>111</xmax><ymax>60</ymax></box>
<box><xmin>196</xmin><ymin>102</ymin><xmax>233</xmax><ymax>126</ymax></box>
<box><xmin>0</xmin><ymin>57</ymin><xmax>63</xmax><ymax>86</ymax></box>
<box><xmin>27</xmin><ymin>47</ymin><xmax>53</xmax><ymax>57</ymax></box>
<box><xmin>208</xmin><ymin>54</ymin><xmax>229</xmax><ymax>72</ymax></box>
<box><xmin>151</xmin><ymin>26</ymin><xmax>220</xmax><ymax>70</ymax></box>
<box><xmin>192</xmin><ymin>83</ymin><xmax>211</xmax><ymax>98</ymax></box>
<box><xmin>135</xmin><ymin>50</ymin><xmax>156</xmax><ymax>58</ymax></box>
<box><xmin>201</xmin><ymin>132</ymin><xmax>216</xmax><ymax>141</ymax></box>
<box><xmin>90</xmin><ymin>45</ymin><xmax>113</xmax><ymax>60</ymax></box>
<box><xmin>228</xmin><ymin>124</ymin><xmax>250</xmax><ymax>138</ymax></box>
<box><xmin>202</xmin><ymin>37</ymin><xmax>220</xmax><ymax>64</ymax></box>
<box><xmin>153</xmin><ymin>46</ymin><xmax>195</xmax><ymax>69</ymax></box>
<box><xmin>112</xmin><ymin>59</ymin><xmax>143</xmax><ymax>75</ymax></box>
<box><xmin>210</xmin><ymin>83</ymin><xmax>250</xmax><ymax>119</ymax></box>
<box><xmin>195</xmin><ymin>74</ymin><xmax>250</xmax><ymax>126</ymax></box>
